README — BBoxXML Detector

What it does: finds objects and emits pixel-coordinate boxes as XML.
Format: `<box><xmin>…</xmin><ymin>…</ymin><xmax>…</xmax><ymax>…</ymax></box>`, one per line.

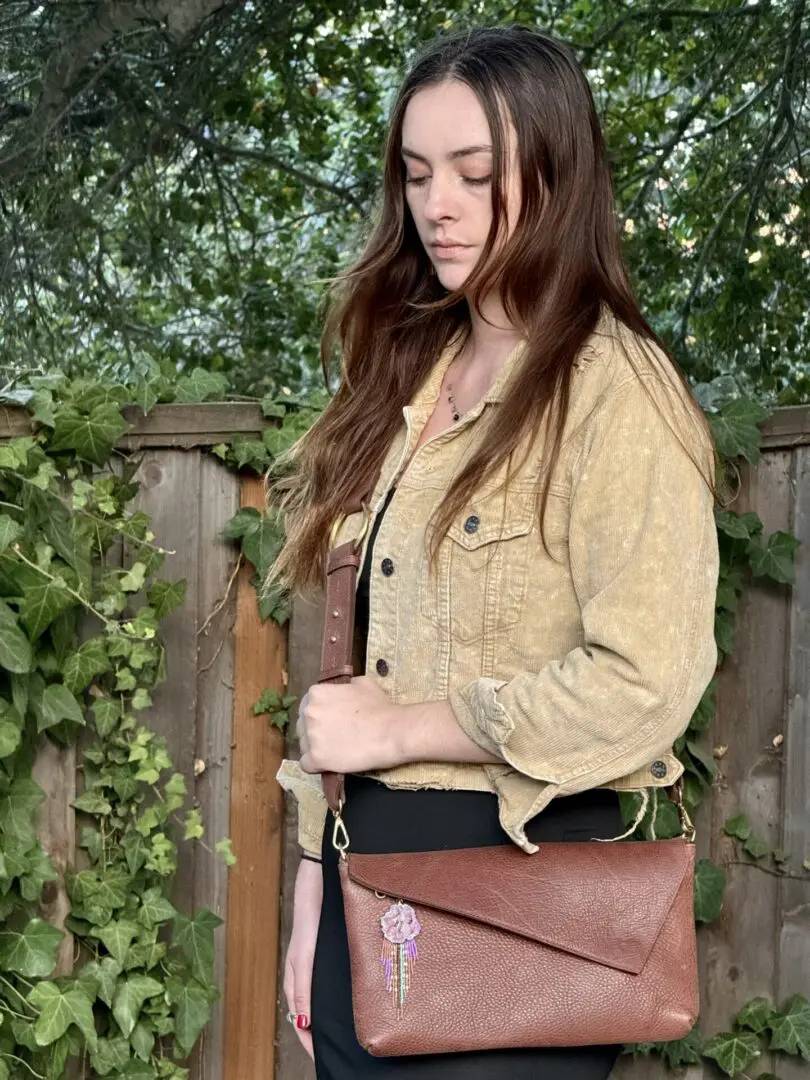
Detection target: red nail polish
<box><xmin>296</xmin><ymin>1013</ymin><xmax>309</xmax><ymax>1030</ymax></box>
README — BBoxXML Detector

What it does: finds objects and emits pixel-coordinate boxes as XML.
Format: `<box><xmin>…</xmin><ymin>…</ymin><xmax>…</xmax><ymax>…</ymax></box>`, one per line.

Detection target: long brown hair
<box><xmin>265</xmin><ymin>24</ymin><xmax>720</xmax><ymax>598</ymax></box>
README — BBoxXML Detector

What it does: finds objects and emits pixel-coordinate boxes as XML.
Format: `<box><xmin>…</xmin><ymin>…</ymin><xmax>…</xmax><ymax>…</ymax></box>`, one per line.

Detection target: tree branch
<box><xmin>0</xmin><ymin>0</ymin><xmax>233</xmax><ymax>182</ymax></box>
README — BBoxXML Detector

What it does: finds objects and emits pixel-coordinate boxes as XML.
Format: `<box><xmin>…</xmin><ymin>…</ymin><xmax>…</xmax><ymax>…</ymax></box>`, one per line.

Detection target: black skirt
<box><xmin>311</xmin><ymin>777</ymin><xmax>625</xmax><ymax>1078</ymax></box>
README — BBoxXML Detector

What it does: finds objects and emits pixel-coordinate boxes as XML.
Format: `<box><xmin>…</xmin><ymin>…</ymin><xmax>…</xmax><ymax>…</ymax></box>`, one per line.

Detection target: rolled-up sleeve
<box><xmin>275</xmin><ymin>759</ymin><xmax>329</xmax><ymax>857</ymax></box>
<box><xmin>448</xmin><ymin>373</ymin><xmax>719</xmax><ymax>793</ymax></box>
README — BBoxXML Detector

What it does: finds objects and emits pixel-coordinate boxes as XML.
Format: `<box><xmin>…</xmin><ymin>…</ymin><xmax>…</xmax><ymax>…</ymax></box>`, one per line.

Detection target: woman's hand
<box><xmin>297</xmin><ymin>676</ymin><xmax>404</xmax><ymax>774</ymax></box>
<box><xmin>297</xmin><ymin>677</ymin><xmax>503</xmax><ymax>774</ymax></box>
<box><xmin>283</xmin><ymin>858</ymin><xmax>323</xmax><ymax>1060</ymax></box>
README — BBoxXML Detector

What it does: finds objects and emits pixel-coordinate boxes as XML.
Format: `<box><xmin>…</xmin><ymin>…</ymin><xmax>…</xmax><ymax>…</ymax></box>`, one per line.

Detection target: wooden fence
<box><xmin>6</xmin><ymin>400</ymin><xmax>809</xmax><ymax>1080</ymax></box>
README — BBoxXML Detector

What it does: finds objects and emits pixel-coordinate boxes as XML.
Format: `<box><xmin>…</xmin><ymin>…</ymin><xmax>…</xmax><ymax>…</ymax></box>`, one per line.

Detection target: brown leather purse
<box><xmin>317</xmin><ymin>494</ymin><xmax>699</xmax><ymax>1057</ymax></box>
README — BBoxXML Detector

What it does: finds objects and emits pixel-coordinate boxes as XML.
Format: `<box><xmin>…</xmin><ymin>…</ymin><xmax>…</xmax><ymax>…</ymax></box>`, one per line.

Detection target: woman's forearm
<box><xmin>392</xmin><ymin>699</ymin><xmax>503</xmax><ymax>766</ymax></box>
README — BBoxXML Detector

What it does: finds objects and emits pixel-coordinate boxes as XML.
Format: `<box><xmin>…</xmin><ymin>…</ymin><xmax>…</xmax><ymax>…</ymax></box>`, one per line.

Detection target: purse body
<box><xmin>340</xmin><ymin>838</ymin><xmax>698</xmax><ymax>1057</ymax></box>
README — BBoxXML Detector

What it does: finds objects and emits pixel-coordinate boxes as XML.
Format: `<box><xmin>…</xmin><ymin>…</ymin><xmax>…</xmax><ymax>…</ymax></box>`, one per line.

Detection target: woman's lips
<box><xmin>432</xmin><ymin>244</ymin><xmax>469</xmax><ymax>259</ymax></box>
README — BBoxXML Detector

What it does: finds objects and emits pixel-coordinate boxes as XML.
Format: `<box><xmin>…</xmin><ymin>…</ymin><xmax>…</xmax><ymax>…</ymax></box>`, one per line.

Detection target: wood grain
<box><xmin>223</xmin><ymin>474</ymin><xmax>286</xmax><ymax>1080</ymax></box>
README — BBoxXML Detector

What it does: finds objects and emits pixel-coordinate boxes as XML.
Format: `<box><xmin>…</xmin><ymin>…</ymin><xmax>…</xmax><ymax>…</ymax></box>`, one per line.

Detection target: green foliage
<box><xmin>0</xmin><ymin>2</ymin><xmax>806</xmax><ymax>403</ymax></box>
<box><xmin>0</xmin><ymin>375</ymin><xmax>241</xmax><ymax>1078</ymax></box>
<box><xmin>253</xmin><ymin>688</ymin><xmax>298</xmax><ymax>731</ymax></box>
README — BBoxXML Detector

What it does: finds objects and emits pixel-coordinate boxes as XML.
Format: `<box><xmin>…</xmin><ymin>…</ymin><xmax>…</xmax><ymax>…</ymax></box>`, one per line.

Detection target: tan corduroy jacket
<box><xmin>277</xmin><ymin>307</ymin><xmax>720</xmax><ymax>856</ymax></box>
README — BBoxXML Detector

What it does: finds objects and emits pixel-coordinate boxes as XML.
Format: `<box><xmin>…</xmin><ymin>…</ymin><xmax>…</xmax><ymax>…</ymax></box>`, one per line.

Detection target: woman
<box><xmin>269</xmin><ymin>24</ymin><xmax>720</xmax><ymax>1079</ymax></box>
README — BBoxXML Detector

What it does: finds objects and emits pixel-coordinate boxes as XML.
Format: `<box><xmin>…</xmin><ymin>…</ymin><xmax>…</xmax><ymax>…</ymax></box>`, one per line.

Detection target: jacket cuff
<box><xmin>275</xmin><ymin>758</ymin><xmax>328</xmax><ymax>859</ymax></box>
<box><xmin>448</xmin><ymin>677</ymin><xmax>512</xmax><ymax>758</ymax></box>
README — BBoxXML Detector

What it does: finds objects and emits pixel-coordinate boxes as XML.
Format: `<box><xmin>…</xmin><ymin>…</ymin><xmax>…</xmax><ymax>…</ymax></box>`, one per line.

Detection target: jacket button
<box><xmin>650</xmin><ymin>760</ymin><xmax>668</xmax><ymax>779</ymax></box>
<box><xmin>375</xmin><ymin>658</ymin><xmax>389</xmax><ymax>677</ymax></box>
<box><xmin>463</xmin><ymin>514</ymin><xmax>480</xmax><ymax>534</ymax></box>
<box><xmin>381</xmin><ymin>557</ymin><xmax>394</xmax><ymax>576</ymax></box>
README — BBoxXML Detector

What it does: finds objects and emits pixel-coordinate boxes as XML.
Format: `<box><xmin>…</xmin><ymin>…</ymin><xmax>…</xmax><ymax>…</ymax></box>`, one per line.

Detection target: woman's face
<box><xmin>401</xmin><ymin>79</ymin><xmax>521</xmax><ymax>295</ymax></box>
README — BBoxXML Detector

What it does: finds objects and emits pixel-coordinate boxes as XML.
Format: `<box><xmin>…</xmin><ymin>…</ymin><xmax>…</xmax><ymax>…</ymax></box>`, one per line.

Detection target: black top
<box><xmin>354</xmin><ymin>485</ymin><xmax>397</xmax><ymax>672</ymax></box>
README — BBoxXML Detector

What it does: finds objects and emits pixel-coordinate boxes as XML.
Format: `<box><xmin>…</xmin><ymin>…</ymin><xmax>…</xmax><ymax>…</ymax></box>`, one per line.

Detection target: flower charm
<box><xmin>381</xmin><ymin>902</ymin><xmax>421</xmax><ymax>945</ymax></box>
<box><xmin>379</xmin><ymin>902</ymin><xmax>420</xmax><ymax>1012</ymax></box>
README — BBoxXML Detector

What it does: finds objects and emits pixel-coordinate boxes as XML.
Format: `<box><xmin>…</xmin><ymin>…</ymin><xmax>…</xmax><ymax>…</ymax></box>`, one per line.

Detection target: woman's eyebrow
<box><xmin>401</xmin><ymin>144</ymin><xmax>493</xmax><ymax>163</ymax></box>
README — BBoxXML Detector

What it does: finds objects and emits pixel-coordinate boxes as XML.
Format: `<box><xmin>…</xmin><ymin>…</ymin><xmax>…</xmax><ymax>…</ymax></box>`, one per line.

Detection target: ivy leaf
<box><xmin>133</xmin><ymin>376</ymin><xmax>160</xmax><ymax>416</ymax></box>
<box><xmin>48</xmin><ymin>403</ymin><xmax>131</xmax><ymax>465</ymax></box>
<box><xmin>63</xmin><ymin>637</ymin><xmax>111</xmax><ymax>693</ymax></box>
<box><xmin>131</xmin><ymin>1019</ymin><xmax>155</xmax><ymax>1061</ymax></box>
<box><xmin>72</xmin><ymin>791</ymin><xmax>113</xmax><ymax>815</ymax></box>
<box><xmin>148</xmin><ymin>579</ymin><xmax>187</xmax><ymax>620</ymax></box>
<box><xmin>172</xmin><ymin>909</ymin><xmax>222</xmax><ymax>984</ymax></box>
<box><xmin>702</xmin><ymin>1030</ymin><xmax>762</xmax><ymax>1075</ymax></box>
<box><xmin>165</xmin><ymin>976</ymin><xmax>212</xmax><ymax>1055</ymax></box>
<box><xmin>221</xmin><ymin>506</ymin><xmax>260</xmax><ymax>539</ymax></box>
<box><xmin>0</xmin><ymin>598</ymin><xmax>34</xmax><ymax>672</ymax></box>
<box><xmin>708</xmin><ymin>398</ymin><xmax>770</xmax><ymax>463</ymax></box>
<box><xmin>769</xmin><ymin>994</ymin><xmax>810</xmax><ymax>1060</ymax></box>
<box><xmin>715</xmin><ymin>508</ymin><xmax>756</xmax><ymax>539</ymax></box>
<box><xmin>0</xmin><ymin>716</ymin><xmax>22</xmax><ymax>758</ymax></box>
<box><xmin>694</xmin><ymin>858</ymin><xmax>726</xmax><ymax>923</ymax></box>
<box><xmin>0</xmin><ymin>916</ymin><xmax>62</xmax><ymax>976</ymax></box>
<box><xmin>748</xmin><ymin>531</ymin><xmax>800</xmax><ymax>585</ymax></box>
<box><xmin>91</xmin><ymin>697</ymin><xmax>122</xmax><ymax>738</ymax></box>
<box><xmin>20</xmin><ymin>579</ymin><xmax>74</xmax><ymax>641</ymax></box>
<box><xmin>38</xmin><ymin>683</ymin><xmax>85</xmax><ymax>732</ymax></box>
<box><xmin>120</xmin><ymin>561</ymin><xmax>147</xmax><ymax>593</ymax></box>
<box><xmin>743</xmin><ymin>833</ymin><xmax>770</xmax><ymax>859</ymax></box>
<box><xmin>173</xmin><ymin>369</ymin><xmax>228</xmax><ymax>403</ymax></box>
<box><xmin>685</xmin><ymin>738</ymin><xmax>718</xmax><ymax>783</ymax></box>
<box><xmin>215</xmin><ymin>837</ymin><xmax>236</xmax><ymax>866</ymax></box>
<box><xmin>0</xmin><ymin>777</ymin><xmax>45</xmax><ymax>847</ymax></box>
<box><xmin>0</xmin><ymin>514</ymin><xmax>23</xmax><ymax>552</ymax></box>
<box><xmin>112</xmin><ymin>973</ymin><xmax>164</xmax><ymax>1037</ymax></box>
<box><xmin>735</xmin><ymin>996</ymin><xmax>778</xmax><ymax>1033</ymax></box>
<box><xmin>724</xmin><ymin>813</ymin><xmax>752</xmax><ymax>840</ymax></box>
<box><xmin>96</xmin><ymin>918</ymin><xmax>140</xmax><ymax>966</ymax></box>
<box><xmin>89</xmin><ymin>1033</ymin><xmax>131</xmax><ymax>1076</ymax></box>
<box><xmin>138</xmin><ymin>886</ymin><xmax>178</xmax><ymax>930</ymax></box>
<box><xmin>27</xmin><ymin>981</ymin><xmax>98</xmax><ymax>1050</ymax></box>
<box><xmin>80</xmin><ymin>956</ymin><xmax>122</xmax><ymax>1008</ymax></box>
<box><xmin>240</xmin><ymin>513</ymin><xmax>283</xmax><ymax>579</ymax></box>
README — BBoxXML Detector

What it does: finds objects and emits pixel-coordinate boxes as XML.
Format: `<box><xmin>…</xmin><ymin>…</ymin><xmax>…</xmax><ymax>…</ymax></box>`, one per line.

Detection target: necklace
<box><xmin>446</xmin><ymin>380</ymin><xmax>462</xmax><ymax>422</ymax></box>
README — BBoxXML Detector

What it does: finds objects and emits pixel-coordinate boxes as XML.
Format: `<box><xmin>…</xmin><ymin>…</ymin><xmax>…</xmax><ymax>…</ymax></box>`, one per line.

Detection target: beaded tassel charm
<box><xmin>380</xmin><ymin>901</ymin><xmax>421</xmax><ymax>1012</ymax></box>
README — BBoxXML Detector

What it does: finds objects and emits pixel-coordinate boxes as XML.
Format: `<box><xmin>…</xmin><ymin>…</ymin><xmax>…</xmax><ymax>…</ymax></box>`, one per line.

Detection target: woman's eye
<box><xmin>405</xmin><ymin>175</ymin><xmax>491</xmax><ymax>187</ymax></box>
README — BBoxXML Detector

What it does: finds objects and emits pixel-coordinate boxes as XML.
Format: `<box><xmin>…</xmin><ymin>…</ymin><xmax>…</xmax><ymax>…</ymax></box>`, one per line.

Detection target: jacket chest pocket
<box><xmin>419</xmin><ymin>489</ymin><xmax>537</xmax><ymax>643</ymax></box>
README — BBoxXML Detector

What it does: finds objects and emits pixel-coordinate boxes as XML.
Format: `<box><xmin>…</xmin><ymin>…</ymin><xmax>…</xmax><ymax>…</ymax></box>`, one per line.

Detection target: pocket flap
<box><xmin>347</xmin><ymin>838</ymin><xmax>693</xmax><ymax>976</ymax></box>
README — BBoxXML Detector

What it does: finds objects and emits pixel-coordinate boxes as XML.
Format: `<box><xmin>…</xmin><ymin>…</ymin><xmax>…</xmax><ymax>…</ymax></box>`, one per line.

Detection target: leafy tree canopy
<box><xmin>0</xmin><ymin>0</ymin><xmax>807</xmax><ymax>402</ymax></box>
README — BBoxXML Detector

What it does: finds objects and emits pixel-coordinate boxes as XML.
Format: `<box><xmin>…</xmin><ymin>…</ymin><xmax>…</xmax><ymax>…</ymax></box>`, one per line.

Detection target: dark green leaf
<box><xmin>48</xmin><ymin>404</ymin><xmax>131</xmax><ymax>465</ymax></box>
<box><xmin>769</xmin><ymin>995</ymin><xmax>810</xmax><ymax>1060</ymax></box>
<box><xmin>694</xmin><ymin>858</ymin><xmax>726</xmax><ymax>923</ymax></box>
<box><xmin>702</xmin><ymin>1030</ymin><xmax>762</xmax><ymax>1075</ymax></box>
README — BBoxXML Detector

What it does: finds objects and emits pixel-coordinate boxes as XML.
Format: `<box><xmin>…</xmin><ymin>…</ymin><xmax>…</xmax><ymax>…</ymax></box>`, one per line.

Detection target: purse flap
<box><xmin>347</xmin><ymin>838</ymin><xmax>693</xmax><ymax>976</ymax></box>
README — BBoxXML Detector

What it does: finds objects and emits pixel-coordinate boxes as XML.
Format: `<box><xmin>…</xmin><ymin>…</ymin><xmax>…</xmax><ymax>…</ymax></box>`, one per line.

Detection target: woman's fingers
<box><xmin>283</xmin><ymin>945</ymin><xmax>315</xmax><ymax>1060</ymax></box>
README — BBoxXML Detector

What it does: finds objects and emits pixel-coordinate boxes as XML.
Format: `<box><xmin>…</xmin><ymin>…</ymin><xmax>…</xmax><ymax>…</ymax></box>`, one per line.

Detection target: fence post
<box><xmin>223</xmin><ymin>475</ymin><xmax>286</xmax><ymax>1080</ymax></box>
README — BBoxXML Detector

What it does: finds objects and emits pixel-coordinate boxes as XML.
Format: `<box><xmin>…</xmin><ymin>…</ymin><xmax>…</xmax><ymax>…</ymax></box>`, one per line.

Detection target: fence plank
<box><xmin>777</xmin><ymin>444</ymin><xmax>810</xmax><ymax>1080</ymax></box>
<box><xmin>190</xmin><ymin>454</ymin><xmax>240</xmax><ymax>1080</ymax></box>
<box><xmin>700</xmin><ymin>452</ymin><xmax>793</xmax><ymax>1073</ymax></box>
<box><xmin>132</xmin><ymin>450</ymin><xmax>202</xmax><ymax>910</ymax></box>
<box><xmin>223</xmin><ymin>475</ymin><xmax>286</xmax><ymax>1080</ymax></box>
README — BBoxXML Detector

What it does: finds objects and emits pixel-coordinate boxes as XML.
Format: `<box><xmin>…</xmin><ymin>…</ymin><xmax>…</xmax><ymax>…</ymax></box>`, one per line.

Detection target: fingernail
<box><xmin>296</xmin><ymin>1013</ymin><xmax>310</xmax><ymax>1030</ymax></box>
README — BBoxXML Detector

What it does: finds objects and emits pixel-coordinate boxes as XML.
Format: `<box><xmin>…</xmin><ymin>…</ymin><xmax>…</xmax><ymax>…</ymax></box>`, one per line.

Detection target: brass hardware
<box><xmin>672</xmin><ymin>778</ymin><xmax>695</xmax><ymax>844</ymax></box>
<box><xmin>328</xmin><ymin>500</ymin><xmax>372</xmax><ymax>552</ymax></box>
<box><xmin>332</xmin><ymin>802</ymin><xmax>350</xmax><ymax>860</ymax></box>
